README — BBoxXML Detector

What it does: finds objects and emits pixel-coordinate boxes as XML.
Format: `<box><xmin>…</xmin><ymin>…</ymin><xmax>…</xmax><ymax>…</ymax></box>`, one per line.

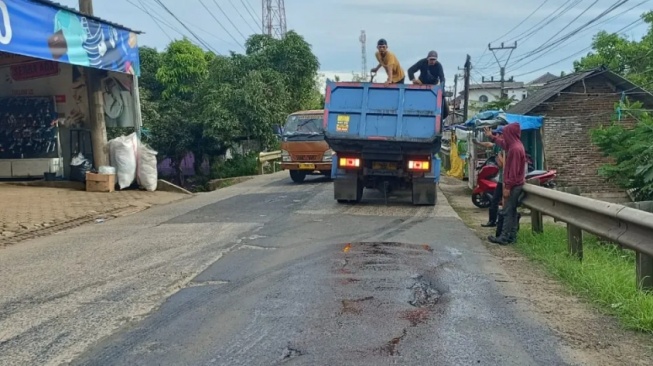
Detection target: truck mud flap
<box><xmin>412</xmin><ymin>178</ymin><xmax>437</xmax><ymax>206</ymax></box>
<box><xmin>334</xmin><ymin>173</ymin><xmax>363</xmax><ymax>203</ymax></box>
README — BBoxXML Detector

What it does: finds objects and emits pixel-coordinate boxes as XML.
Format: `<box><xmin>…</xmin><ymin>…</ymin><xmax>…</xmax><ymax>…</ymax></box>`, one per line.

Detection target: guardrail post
<box><xmin>526</xmin><ymin>178</ymin><xmax>543</xmax><ymax>233</ymax></box>
<box><xmin>636</xmin><ymin>252</ymin><xmax>653</xmax><ymax>292</ymax></box>
<box><xmin>567</xmin><ymin>224</ymin><xmax>583</xmax><ymax>260</ymax></box>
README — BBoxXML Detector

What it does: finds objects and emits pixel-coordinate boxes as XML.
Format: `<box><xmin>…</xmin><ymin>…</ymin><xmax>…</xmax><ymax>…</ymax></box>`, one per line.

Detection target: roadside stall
<box><xmin>464</xmin><ymin>110</ymin><xmax>545</xmax><ymax>189</ymax></box>
<box><xmin>0</xmin><ymin>0</ymin><xmax>141</xmax><ymax>179</ymax></box>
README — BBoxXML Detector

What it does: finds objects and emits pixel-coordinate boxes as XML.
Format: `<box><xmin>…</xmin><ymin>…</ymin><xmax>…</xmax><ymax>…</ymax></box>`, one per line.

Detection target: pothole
<box><xmin>408</xmin><ymin>276</ymin><xmax>440</xmax><ymax>307</ymax></box>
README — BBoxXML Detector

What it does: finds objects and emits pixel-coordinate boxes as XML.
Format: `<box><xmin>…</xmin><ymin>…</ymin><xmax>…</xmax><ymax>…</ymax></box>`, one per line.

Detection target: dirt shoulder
<box><xmin>439</xmin><ymin>176</ymin><xmax>653</xmax><ymax>366</ymax></box>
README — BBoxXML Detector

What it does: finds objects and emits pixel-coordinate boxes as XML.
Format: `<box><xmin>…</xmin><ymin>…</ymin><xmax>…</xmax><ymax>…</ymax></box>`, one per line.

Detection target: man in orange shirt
<box><xmin>371</xmin><ymin>39</ymin><xmax>405</xmax><ymax>84</ymax></box>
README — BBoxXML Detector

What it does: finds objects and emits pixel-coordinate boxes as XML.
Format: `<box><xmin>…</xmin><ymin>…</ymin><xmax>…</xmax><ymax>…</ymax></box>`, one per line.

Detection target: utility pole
<box><xmin>488</xmin><ymin>42</ymin><xmax>517</xmax><ymax>99</ymax></box>
<box><xmin>262</xmin><ymin>0</ymin><xmax>287</xmax><ymax>38</ymax></box>
<box><xmin>359</xmin><ymin>30</ymin><xmax>367</xmax><ymax>79</ymax></box>
<box><xmin>453</xmin><ymin>74</ymin><xmax>458</xmax><ymax>107</ymax></box>
<box><xmin>79</xmin><ymin>0</ymin><xmax>108</xmax><ymax>168</ymax></box>
<box><xmin>463</xmin><ymin>55</ymin><xmax>471</xmax><ymax>121</ymax></box>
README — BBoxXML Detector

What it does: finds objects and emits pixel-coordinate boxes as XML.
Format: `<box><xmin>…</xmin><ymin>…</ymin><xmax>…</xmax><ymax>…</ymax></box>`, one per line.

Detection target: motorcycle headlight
<box><xmin>322</xmin><ymin>149</ymin><xmax>335</xmax><ymax>162</ymax></box>
<box><xmin>281</xmin><ymin>149</ymin><xmax>291</xmax><ymax>162</ymax></box>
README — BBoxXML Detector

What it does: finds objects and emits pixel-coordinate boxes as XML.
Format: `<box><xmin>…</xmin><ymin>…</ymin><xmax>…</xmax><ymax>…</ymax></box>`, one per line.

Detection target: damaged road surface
<box><xmin>65</xmin><ymin>174</ymin><xmax>573</xmax><ymax>366</ymax></box>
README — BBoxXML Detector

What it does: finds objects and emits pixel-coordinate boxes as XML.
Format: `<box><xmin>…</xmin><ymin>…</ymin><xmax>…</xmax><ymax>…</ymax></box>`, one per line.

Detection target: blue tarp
<box><xmin>463</xmin><ymin>109</ymin><xmax>543</xmax><ymax>130</ymax></box>
<box><xmin>0</xmin><ymin>0</ymin><xmax>140</xmax><ymax>75</ymax></box>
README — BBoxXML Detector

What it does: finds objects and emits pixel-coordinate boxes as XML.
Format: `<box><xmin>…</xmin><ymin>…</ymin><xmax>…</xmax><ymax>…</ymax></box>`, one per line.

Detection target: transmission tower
<box><xmin>359</xmin><ymin>30</ymin><xmax>367</xmax><ymax>78</ymax></box>
<box><xmin>262</xmin><ymin>0</ymin><xmax>287</xmax><ymax>38</ymax></box>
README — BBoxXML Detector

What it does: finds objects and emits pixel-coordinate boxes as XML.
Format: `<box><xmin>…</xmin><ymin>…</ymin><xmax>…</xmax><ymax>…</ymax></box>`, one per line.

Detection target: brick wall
<box><xmin>530</xmin><ymin>75</ymin><xmax>638</xmax><ymax>193</ymax></box>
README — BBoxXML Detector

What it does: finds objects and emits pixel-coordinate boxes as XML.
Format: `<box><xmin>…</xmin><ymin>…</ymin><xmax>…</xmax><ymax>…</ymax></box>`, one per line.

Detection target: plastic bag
<box><xmin>137</xmin><ymin>141</ymin><xmax>158</xmax><ymax>191</ymax></box>
<box><xmin>109</xmin><ymin>133</ymin><xmax>138</xmax><ymax>189</ymax></box>
<box><xmin>70</xmin><ymin>152</ymin><xmax>91</xmax><ymax>182</ymax></box>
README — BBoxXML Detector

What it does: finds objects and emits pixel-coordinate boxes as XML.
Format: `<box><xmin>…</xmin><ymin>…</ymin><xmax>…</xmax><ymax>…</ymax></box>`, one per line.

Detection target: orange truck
<box><xmin>280</xmin><ymin>109</ymin><xmax>334</xmax><ymax>183</ymax></box>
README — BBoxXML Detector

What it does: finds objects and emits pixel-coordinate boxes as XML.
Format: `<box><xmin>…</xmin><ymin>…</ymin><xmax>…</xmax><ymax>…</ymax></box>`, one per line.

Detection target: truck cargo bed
<box><xmin>323</xmin><ymin>81</ymin><xmax>443</xmax><ymax>150</ymax></box>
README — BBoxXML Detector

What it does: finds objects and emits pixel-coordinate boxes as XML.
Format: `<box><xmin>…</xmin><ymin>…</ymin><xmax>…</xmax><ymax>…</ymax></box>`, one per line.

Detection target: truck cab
<box><xmin>280</xmin><ymin>109</ymin><xmax>334</xmax><ymax>183</ymax></box>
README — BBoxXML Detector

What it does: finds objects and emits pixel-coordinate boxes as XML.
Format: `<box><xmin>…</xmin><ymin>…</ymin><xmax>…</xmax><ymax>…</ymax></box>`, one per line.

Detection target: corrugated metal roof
<box><xmin>507</xmin><ymin>68</ymin><xmax>605</xmax><ymax>115</ymax></box>
<box><xmin>32</xmin><ymin>0</ymin><xmax>143</xmax><ymax>34</ymax></box>
<box><xmin>528</xmin><ymin>72</ymin><xmax>558</xmax><ymax>85</ymax></box>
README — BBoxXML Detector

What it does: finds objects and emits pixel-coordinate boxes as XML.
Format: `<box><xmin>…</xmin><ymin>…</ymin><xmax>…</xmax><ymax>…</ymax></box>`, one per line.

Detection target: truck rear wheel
<box><xmin>289</xmin><ymin>170</ymin><xmax>306</xmax><ymax>183</ymax></box>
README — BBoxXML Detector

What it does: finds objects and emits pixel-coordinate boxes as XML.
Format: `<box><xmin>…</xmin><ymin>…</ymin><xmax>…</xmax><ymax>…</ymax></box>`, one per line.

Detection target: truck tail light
<box><xmin>338</xmin><ymin>157</ymin><xmax>361</xmax><ymax>169</ymax></box>
<box><xmin>408</xmin><ymin>160</ymin><xmax>430</xmax><ymax>171</ymax></box>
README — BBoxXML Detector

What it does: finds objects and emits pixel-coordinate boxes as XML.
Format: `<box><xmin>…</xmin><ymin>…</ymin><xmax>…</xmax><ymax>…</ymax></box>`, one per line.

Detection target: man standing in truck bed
<box><xmin>371</xmin><ymin>39</ymin><xmax>405</xmax><ymax>84</ymax></box>
<box><xmin>407</xmin><ymin>50</ymin><xmax>448</xmax><ymax>120</ymax></box>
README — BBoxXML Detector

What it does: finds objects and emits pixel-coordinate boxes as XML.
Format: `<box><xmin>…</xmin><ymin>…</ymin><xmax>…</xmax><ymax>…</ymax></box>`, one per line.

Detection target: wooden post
<box><xmin>79</xmin><ymin>0</ymin><xmax>109</xmax><ymax>168</ymax></box>
<box><xmin>567</xmin><ymin>223</ymin><xmax>583</xmax><ymax>260</ymax></box>
<box><xmin>636</xmin><ymin>252</ymin><xmax>653</xmax><ymax>292</ymax></box>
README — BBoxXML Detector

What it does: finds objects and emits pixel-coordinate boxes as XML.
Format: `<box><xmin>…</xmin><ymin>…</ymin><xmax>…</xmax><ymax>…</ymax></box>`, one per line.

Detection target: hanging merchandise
<box><xmin>0</xmin><ymin>97</ymin><xmax>59</xmax><ymax>159</ymax></box>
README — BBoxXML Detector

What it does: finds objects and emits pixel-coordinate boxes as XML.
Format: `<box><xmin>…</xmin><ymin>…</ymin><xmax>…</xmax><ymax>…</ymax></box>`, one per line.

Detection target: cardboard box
<box><xmin>86</xmin><ymin>172</ymin><xmax>116</xmax><ymax>192</ymax></box>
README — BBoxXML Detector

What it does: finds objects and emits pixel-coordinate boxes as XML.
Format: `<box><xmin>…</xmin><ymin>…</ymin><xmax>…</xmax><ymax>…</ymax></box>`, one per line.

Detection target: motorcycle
<box><xmin>471</xmin><ymin>155</ymin><xmax>557</xmax><ymax>209</ymax></box>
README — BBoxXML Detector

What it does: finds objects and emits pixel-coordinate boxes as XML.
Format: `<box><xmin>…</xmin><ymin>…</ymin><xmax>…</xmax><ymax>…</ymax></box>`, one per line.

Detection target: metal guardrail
<box><xmin>522</xmin><ymin>183</ymin><xmax>653</xmax><ymax>291</ymax></box>
<box><xmin>258</xmin><ymin>151</ymin><xmax>282</xmax><ymax>175</ymax></box>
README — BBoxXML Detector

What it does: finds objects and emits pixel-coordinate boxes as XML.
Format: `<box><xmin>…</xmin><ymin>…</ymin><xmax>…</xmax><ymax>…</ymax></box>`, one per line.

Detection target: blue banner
<box><xmin>0</xmin><ymin>0</ymin><xmax>140</xmax><ymax>75</ymax></box>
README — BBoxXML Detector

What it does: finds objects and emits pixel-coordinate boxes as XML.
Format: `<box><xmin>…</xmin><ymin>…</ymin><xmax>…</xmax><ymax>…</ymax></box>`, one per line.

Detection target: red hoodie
<box><xmin>492</xmin><ymin>123</ymin><xmax>526</xmax><ymax>190</ymax></box>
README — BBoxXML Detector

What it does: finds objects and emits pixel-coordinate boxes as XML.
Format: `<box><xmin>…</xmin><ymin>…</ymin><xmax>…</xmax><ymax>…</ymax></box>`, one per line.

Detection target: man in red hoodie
<box><xmin>484</xmin><ymin>123</ymin><xmax>526</xmax><ymax>244</ymax></box>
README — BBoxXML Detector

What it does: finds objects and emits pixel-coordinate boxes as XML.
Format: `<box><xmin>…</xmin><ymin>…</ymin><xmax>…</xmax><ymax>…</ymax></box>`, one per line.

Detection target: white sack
<box><xmin>137</xmin><ymin>141</ymin><xmax>158</xmax><ymax>191</ymax></box>
<box><xmin>109</xmin><ymin>133</ymin><xmax>138</xmax><ymax>189</ymax></box>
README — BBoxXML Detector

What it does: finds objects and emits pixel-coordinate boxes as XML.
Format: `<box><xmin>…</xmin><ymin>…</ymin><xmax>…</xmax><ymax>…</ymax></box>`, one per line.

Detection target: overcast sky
<box><xmin>59</xmin><ymin>0</ymin><xmax>649</xmax><ymax>86</ymax></box>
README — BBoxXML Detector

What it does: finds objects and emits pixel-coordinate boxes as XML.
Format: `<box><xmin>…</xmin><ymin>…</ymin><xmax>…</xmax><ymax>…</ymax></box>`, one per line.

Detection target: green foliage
<box><xmin>210</xmin><ymin>153</ymin><xmax>258</xmax><ymax>179</ymax></box>
<box><xmin>591</xmin><ymin>103</ymin><xmax>653</xmax><ymax>200</ymax></box>
<box><xmin>518</xmin><ymin>225</ymin><xmax>653</xmax><ymax>333</ymax></box>
<box><xmin>480</xmin><ymin>97</ymin><xmax>514</xmax><ymax>112</ymax></box>
<box><xmin>574</xmin><ymin>11</ymin><xmax>653</xmax><ymax>87</ymax></box>
<box><xmin>137</xmin><ymin>31</ymin><xmax>322</xmax><ymax>186</ymax></box>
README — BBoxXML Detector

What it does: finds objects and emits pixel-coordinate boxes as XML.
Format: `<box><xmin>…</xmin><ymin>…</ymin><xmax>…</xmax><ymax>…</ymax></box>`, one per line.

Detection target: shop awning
<box><xmin>0</xmin><ymin>0</ymin><xmax>141</xmax><ymax>75</ymax></box>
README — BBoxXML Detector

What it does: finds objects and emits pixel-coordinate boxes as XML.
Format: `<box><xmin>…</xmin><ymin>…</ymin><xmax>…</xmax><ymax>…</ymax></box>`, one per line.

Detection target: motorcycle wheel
<box><xmin>472</xmin><ymin>192</ymin><xmax>491</xmax><ymax>209</ymax></box>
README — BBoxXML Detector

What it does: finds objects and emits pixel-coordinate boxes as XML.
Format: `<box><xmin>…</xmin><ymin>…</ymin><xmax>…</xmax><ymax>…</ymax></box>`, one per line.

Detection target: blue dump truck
<box><xmin>324</xmin><ymin>80</ymin><xmax>444</xmax><ymax>205</ymax></box>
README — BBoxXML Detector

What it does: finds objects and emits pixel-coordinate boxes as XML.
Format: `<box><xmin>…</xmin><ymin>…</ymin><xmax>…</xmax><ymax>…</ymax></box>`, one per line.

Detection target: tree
<box><xmin>574</xmin><ymin>11</ymin><xmax>653</xmax><ymax>87</ymax></box>
<box><xmin>480</xmin><ymin>97</ymin><xmax>515</xmax><ymax>112</ymax></box>
<box><xmin>591</xmin><ymin>103</ymin><xmax>653</xmax><ymax>200</ymax></box>
<box><xmin>149</xmin><ymin>39</ymin><xmax>210</xmax><ymax>184</ymax></box>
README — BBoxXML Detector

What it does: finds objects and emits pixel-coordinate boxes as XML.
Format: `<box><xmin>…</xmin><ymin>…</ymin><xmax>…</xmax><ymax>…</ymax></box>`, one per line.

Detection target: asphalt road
<box><xmin>2</xmin><ymin>172</ymin><xmax>577</xmax><ymax>365</ymax></box>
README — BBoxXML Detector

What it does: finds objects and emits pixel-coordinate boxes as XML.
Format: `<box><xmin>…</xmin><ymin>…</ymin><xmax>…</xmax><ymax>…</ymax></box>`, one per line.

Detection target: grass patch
<box><xmin>517</xmin><ymin>224</ymin><xmax>653</xmax><ymax>333</ymax></box>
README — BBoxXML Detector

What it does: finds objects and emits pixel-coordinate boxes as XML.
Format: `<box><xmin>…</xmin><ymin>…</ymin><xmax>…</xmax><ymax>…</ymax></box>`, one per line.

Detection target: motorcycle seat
<box><xmin>525</xmin><ymin>170</ymin><xmax>548</xmax><ymax>178</ymax></box>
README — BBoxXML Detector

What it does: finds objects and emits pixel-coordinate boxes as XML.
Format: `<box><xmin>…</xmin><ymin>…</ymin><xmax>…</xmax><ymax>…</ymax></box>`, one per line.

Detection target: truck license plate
<box><xmin>299</xmin><ymin>163</ymin><xmax>315</xmax><ymax>170</ymax></box>
<box><xmin>372</xmin><ymin>162</ymin><xmax>396</xmax><ymax>170</ymax></box>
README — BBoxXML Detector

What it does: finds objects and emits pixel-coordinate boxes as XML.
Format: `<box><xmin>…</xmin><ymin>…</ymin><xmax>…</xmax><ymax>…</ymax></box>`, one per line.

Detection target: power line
<box><xmin>210</xmin><ymin>0</ymin><xmax>248</xmax><ymax>40</ymax></box>
<box><xmin>512</xmin><ymin>18</ymin><xmax>644</xmax><ymax>77</ymax></box>
<box><xmin>227</xmin><ymin>0</ymin><xmax>258</xmax><ymax>34</ymax></box>
<box><xmin>509</xmin><ymin>0</ymin><xmax>630</xmax><ymax>69</ymax></box>
<box><xmin>198</xmin><ymin>0</ymin><xmax>246</xmax><ymax>49</ymax></box>
<box><xmin>152</xmin><ymin>0</ymin><xmax>220</xmax><ymax>54</ymax></box>
<box><xmin>240</xmin><ymin>0</ymin><xmax>262</xmax><ymax>30</ymax></box>
<box><xmin>490</xmin><ymin>0</ymin><xmax>550</xmax><ymax>44</ymax></box>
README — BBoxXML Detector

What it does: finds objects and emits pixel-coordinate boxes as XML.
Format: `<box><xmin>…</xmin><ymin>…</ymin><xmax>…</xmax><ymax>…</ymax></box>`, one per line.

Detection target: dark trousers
<box><xmin>497</xmin><ymin>185</ymin><xmax>523</xmax><ymax>241</ymax></box>
<box><xmin>488</xmin><ymin>182</ymin><xmax>503</xmax><ymax>224</ymax></box>
<box><xmin>391</xmin><ymin>77</ymin><xmax>405</xmax><ymax>84</ymax></box>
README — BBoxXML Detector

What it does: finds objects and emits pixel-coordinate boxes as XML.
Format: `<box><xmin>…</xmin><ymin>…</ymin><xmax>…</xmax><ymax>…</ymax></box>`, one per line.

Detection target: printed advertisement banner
<box><xmin>0</xmin><ymin>0</ymin><xmax>140</xmax><ymax>75</ymax></box>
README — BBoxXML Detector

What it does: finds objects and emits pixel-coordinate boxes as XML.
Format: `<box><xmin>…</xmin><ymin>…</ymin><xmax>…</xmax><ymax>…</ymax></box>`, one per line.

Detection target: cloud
<box><xmin>54</xmin><ymin>0</ymin><xmax>649</xmax><ymax>85</ymax></box>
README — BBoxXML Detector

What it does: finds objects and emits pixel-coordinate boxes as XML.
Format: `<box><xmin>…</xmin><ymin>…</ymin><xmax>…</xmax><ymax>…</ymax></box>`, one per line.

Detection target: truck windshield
<box><xmin>283</xmin><ymin>114</ymin><xmax>324</xmax><ymax>140</ymax></box>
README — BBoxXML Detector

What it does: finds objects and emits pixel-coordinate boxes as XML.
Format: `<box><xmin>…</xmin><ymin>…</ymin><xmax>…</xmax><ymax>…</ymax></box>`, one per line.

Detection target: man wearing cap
<box><xmin>371</xmin><ymin>39</ymin><xmax>405</xmax><ymax>84</ymax></box>
<box><xmin>408</xmin><ymin>50</ymin><xmax>448</xmax><ymax>120</ymax></box>
<box><xmin>473</xmin><ymin>126</ymin><xmax>504</xmax><ymax>228</ymax></box>
<box><xmin>407</xmin><ymin>51</ymin><xmax>445</xmax><ymax>86</ymax></box>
